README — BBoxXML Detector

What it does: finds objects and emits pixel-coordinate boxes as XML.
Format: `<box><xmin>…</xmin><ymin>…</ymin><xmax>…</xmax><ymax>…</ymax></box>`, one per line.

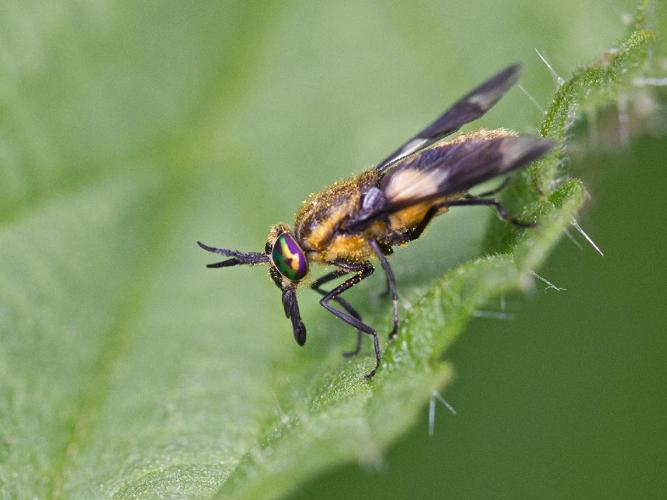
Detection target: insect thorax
<box><xmin>294</xmin><ymin>169</ymin><xmax>381</xmax><ymax>262</ymax></box>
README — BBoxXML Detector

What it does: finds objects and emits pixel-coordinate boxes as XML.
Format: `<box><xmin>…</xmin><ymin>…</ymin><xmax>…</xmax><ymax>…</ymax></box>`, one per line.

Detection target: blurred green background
<box><xmin>0</xmin><ymin>0</ymin><xmax>664</xmax><ymax>498</ymax></box>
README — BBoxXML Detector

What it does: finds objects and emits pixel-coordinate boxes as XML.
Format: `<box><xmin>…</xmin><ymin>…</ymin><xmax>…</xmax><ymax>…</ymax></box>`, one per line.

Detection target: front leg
<box><xmin>319</xmin><ymin>263</ymin><xmax>381</xmax><ymax>379</ymax></box>
<box><xmin>311</xmin><ymin>270</ymin><xmax>364</xmax><ymax>358</ymax></box>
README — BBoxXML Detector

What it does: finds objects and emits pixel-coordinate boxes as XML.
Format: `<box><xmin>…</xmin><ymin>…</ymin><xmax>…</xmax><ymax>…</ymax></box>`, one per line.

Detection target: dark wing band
<box><xmin>375</xmin><ymin>64</ymin><xmax>522</xmax><ymax>172</ymax></box>
<box><xmin>379</xmin><ymin>134</ymin><xmax>555</xmax><ymax>212</ymax></box>
<box><xmin>344</xmin><ymin>133</ymin><xmax>555</xmax><ymax>232</ymax></box>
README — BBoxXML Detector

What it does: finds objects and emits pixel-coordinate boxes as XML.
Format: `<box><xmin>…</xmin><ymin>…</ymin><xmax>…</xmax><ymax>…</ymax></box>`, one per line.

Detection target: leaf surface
<box><xmin>0</xmin><ymin>1</ymin><xmax>656</xmax><ymax>498</ymax></box>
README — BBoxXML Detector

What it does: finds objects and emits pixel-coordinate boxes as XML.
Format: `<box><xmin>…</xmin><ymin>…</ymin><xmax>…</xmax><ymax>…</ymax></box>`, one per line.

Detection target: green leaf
<box><xmin>0</xmin><ymin>1</ymin><xmax>658</xmax><ymax>498</ymax></box>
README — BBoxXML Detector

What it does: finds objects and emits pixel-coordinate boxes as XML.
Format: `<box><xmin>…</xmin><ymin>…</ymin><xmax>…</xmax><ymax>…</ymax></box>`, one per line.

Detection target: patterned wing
<box><xmin>349</xmin><ymin>130</ymin><xmax>555</xmax><ymax>229</ymax></box>
<box><xmin>375</xmin><ymin>64</ymin><xmax>522</xmax><ymax>172</ymax></box>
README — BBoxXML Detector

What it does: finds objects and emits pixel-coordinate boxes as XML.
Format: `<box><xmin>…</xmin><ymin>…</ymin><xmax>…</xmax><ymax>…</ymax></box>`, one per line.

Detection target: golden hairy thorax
<box><xmin>294</xmin><ymin>170</ymin><xmax>382</xmax><ymax>263</ymax></box>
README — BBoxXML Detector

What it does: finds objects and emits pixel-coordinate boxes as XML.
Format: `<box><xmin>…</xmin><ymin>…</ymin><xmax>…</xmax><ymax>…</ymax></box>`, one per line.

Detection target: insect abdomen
<box><xmin>388</xmin><ymin>199</ymin><xmax>444</xmax><ymax>232</ymax></box>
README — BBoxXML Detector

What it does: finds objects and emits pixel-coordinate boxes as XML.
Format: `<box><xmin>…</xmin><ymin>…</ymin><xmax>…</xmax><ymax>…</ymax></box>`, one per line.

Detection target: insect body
<box><xmin>198</xmin><ymin>64</ymin><xmax>555</xmax><ymax>379</ymax></box>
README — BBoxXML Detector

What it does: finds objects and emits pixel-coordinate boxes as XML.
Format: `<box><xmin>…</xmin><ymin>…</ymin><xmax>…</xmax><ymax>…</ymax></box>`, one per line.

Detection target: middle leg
<box><xmin>369</xmin><ymin>240</ymin><xmax>400</xmax><ymax>340</ymax></box>
<box><xmin>437</xmin><ymin>197</ymin><xmax>537</xmax><ymax>228</ymax></box>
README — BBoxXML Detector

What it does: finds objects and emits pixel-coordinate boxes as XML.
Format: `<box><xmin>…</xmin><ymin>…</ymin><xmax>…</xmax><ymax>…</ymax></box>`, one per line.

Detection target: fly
<box><xmin>198</xmin><ymin>64</ymin><xmax>555</xmax><ymax>379</ymax></box>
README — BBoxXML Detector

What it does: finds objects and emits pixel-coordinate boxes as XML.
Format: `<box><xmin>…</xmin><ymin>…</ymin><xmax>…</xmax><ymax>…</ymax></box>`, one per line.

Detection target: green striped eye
<box><xmin>271</xmin><ymin>232</ymin><xmax>308</xmax><ymax>282</ymax></box>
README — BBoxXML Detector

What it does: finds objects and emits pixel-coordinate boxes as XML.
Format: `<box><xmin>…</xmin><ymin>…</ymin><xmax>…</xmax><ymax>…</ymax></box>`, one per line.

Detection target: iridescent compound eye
<box><xmin>271</xmin><ymin>232</ymin><xmax>309</xmax><ymax>282</ymax></box>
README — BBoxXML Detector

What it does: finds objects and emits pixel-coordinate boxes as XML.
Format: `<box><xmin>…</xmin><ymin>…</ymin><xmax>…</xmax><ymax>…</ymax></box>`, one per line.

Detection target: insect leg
<box><xmin>469</xmin><ymin>176</ymin><xmax>512</xmax><ymax>198</ymax></box>
<box><xmin>319</xmin><ymin>263</ymin><xmax>382</xmax><ymax>379</ymax></box>
<box><xmin>369</xmin><ymin>240</ymin><xmax>399</xmax><ymax>340</ymax></box>
<box><xmin>311</xmin><ymin>270</ymin><xmax>364</xmax><ymax>357</ymax></box>
<box><xmin>310</xmin><ymin>269</ymin><xmax>348</xmax><ymax>288</ymax></box>
<box><xmin>438</xmin><ymin>198</ymin><xmax>536</xmax><ymax>228</ymax></box>
<box><xmin>269</xmin><ymin>266</ymin><xmax>284</xmax><ymax>290</ymax></box>
<box><xmin>372</xmin><ymin>243</ymin><xmax>394</xmax><ymax>298</ymax></box>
